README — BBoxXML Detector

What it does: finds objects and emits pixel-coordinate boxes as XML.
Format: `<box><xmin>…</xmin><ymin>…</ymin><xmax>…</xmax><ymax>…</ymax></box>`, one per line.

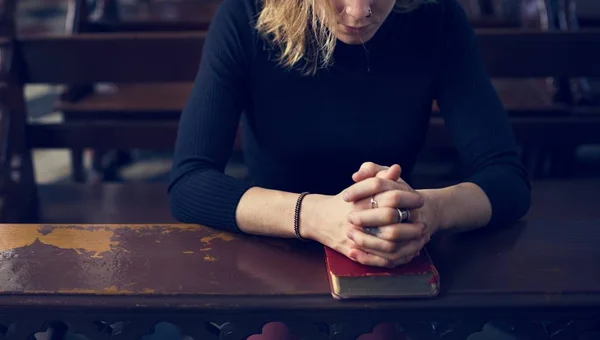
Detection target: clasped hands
<box><xmin>304</xmin><ymin>162</ymin><xmax>440</xmax><ymax>268</ymax></box>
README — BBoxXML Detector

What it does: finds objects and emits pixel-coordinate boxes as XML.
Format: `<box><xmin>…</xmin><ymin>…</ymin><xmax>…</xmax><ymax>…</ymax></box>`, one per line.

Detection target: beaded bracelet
<box><xmin>294</xmin><ymin>192</ymin><xmax>311</xmax><ymax>241</ymax></box>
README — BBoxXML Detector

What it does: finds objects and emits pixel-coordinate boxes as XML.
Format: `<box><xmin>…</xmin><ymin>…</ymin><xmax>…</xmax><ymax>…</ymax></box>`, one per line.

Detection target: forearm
<box><xmin>236</xmin><ymin>187</ymin><xmax>325</xmax><ymax>238</ymax></box>
<box><xmin>419</xmin><ymin>182</ymin><xmax>492</xmax><ymax>233</ymax></box>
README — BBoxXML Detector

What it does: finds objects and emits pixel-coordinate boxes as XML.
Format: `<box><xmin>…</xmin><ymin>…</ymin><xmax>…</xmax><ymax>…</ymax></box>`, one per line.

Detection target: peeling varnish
<box><xmin>57</xmin><ymin>285</ymin><xmax>134</xmax><ymax>295</ymax></box>
<box><xmin>0</xmin><ymin>225</ymin><xmax>117</xmax><ymax>257</ymax></box>
<box><xmin>200</xmin><ymin>232</ymin><xmax>235</xmax><ymax>245</ymax></box>
<box><xmin>183</xmin><ymin>251</ymin><xmax>194</xmax><ymax>254</ymax></box>
<box><xmin>20</xmin><ymin>286</ymin><xmax>158</xmax><ymax>295</ymax></box>
<box><xmin>0</xmin><ymin>224</ymin><xmax>219</xmax><ymax>257</ymax></box>
<box><xmin>203</xmin><ymin>254</ymin><xmax>218</xmax><ymax>262</ymax></box>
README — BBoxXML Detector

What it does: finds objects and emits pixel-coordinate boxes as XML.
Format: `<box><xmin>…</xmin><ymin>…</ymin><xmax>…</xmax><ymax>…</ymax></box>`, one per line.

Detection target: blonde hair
<box><xmin>256</xmin><ymin>0</ymin><xmax>434</xmax><ymax>75</ymax></box>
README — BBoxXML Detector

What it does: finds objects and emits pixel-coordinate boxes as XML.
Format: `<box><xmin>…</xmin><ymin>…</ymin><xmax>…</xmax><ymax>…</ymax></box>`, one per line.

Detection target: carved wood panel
<box><xmin>0</xmin><ymin>314</ymin><xmax>596</xmax><ymax>339</ymax></box>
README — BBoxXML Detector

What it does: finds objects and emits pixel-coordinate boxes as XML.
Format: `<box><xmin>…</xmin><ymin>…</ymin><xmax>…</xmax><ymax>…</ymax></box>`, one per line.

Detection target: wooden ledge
<box><xmin>0</xmin><ymin>179</ymin><xmax>598</xmax><ymax>311</ymax></box>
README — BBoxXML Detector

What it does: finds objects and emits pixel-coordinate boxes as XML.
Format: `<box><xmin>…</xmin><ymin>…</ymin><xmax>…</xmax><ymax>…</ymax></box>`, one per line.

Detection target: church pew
<box><xmin>60</xmin><ymin>0</ymin><xmax>218</xmax><ymax>181</ymax></box>
<box><xmin>19</xmin><ymin>29</ymin><xmax>600</xmax><ymax>150</ymax></box>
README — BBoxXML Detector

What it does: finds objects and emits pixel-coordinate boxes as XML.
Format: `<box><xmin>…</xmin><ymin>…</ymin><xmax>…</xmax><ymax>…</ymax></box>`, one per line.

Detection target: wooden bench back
<box><xmin>15</xmin><ymin>30</ymin><xmax>600</xmax><ymax>84</ymax></box>
<box><xmin>67</xmin><ymin>0</ymin><xmax>218</xmax><ymax>34</ymax></box>
<box><xmin>17</xmin><ymin>33</ymin><xmax>205</xmax><ymax>84</ymax></box>
<box><xmin>3</xmin><ymin>0</ymin><xmax>600</xmax><ymax>152</ymax></box>
<box><xmin>2</xmin><ymin>29</ymin><xmax>600</xmax><ymax>150</ymax></box>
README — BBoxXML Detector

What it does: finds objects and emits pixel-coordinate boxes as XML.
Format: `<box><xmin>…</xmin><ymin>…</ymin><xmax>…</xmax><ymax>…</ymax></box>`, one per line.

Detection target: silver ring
<box><xmin>366</xmin><ymin>8</ymin><xmax>372</xmax><ymax>18</ymax></box>
<box><xmin>370</xmin><ymin>197</ymin><xmax>378</xmax><ymax>209</ymax></box>
<box><xmin>363</xmin><ymin>227</ymin><xmax>381</xmax><ymax>236</ymax></box>
<box><xmin>397</xmin><ymin>208</ymin><xmax>410</xmax><ymax>223</ymax></box>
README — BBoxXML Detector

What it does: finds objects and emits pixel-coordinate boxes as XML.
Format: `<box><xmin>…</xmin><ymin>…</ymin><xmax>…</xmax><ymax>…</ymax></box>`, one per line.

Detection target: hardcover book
<box><xmin>324</xmin><ymin>246</ymin><xmax>440</xmax><ymax>299</ymax></box>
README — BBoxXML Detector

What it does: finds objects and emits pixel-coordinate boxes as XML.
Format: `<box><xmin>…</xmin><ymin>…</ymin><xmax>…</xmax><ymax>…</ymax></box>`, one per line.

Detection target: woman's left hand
<box><xmin>341</xmin><ymin>162</ymin><xmax>441</xmax><ymax>267</ymax></box>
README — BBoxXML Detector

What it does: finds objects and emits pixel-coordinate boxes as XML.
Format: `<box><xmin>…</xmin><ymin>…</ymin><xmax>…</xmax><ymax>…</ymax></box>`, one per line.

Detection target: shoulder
<box><xmin>202</xmin><ymin>0</ymin><xmax>263</xmax><ymax>61</ymax></box>
<box><xmin>208</xmin><ymin>0</ymin><xmax>261</xmax><ymax>38</ymax></box>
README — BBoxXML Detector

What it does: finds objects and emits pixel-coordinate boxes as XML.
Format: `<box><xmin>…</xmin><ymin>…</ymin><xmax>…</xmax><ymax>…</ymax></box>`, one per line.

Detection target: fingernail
<box><xmin>347</xmin><ymin>230</ymin><xmax>354</xmax><ymax>240</ymax></box>
<box><xmin>342</xmin><ymin>191</ymin><xmax>349</xmax><ymax>201</ymax></box>
<box><xmin>419</xmin><ymin>196</ymin><xmax>425</xmax><ymax>205</ymax></box>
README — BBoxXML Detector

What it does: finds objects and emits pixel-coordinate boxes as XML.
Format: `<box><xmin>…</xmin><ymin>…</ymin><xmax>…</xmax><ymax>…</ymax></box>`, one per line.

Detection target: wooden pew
<box><xmin>0</xmin><ymin>178</ymin><xmax>598</xmax><ymax>339</ymax></box>
<box><xmin>60</xmin><ymin>0</ymin><xmax>219</xmax><ymax>182</ymax></box>
<box><xmin>0</xmin><ymin>30</ymin><xmax>205</xmax><ymax>223</ymax></box>
<box><xmin>81</xmin><ymin>0</ymin><xmax>219</xmax><ymax>32</ymax></box>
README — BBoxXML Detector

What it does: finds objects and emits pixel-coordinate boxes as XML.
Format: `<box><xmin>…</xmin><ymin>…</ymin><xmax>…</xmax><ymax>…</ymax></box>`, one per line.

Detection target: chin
<box><xmin>335</xmin><ymin>32</ymin><xmax>376</xmax><ymax>45</ymax></box>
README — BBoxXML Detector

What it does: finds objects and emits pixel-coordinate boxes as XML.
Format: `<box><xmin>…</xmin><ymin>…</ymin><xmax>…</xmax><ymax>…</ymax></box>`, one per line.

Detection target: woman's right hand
<box><xmin>299</xmin><ymin>192</ymin><xmax>366</xmax><ymax>260</ymax></box>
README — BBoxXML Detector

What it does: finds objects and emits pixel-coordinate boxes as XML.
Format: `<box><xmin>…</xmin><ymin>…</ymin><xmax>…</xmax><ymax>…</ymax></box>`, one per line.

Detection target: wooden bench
<box><xmin>427</xmin><ymin>29</ymin><xmax>600</xmax><ymax>177</ymax></box>
<box><xmin>80</xmin><ymin>0</ymin><xmax>219</xmax><ymax>32</ymax></box>
<box><xmin>58</xmin><ymin>0</ymin><xmax>220</xmax><ymax>181</ymax></box>
<box><xmin>0</xmin><ymin>178</ymin><xmax>598</xmax><ymax>339</ymax></box>
<box><xmin>0</xmin><ymin>27</ymin><xmax>206</xmax><ymax>222</ymax></box>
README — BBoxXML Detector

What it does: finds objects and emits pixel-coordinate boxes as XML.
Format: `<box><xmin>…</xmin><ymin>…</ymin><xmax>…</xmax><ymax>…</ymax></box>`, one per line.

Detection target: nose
<box><xmin>344</xmin><ymin>0</ymin><xmax>371</xmax><ymax>19</ymax></box>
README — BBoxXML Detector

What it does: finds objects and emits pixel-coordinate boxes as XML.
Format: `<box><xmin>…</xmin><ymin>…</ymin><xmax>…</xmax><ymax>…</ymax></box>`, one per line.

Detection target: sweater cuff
<box><xmin>465</xmin><ymin>167</ymin><xmax>531</xmax><ymax>228</ymax></box>
<box><xmin>169</xmin><ymin>170</ymin><xmax>254</xmax><ymax>233</ymax></box>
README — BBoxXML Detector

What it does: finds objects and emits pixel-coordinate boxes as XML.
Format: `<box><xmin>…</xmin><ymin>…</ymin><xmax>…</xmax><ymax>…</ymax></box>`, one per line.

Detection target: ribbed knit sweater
<box><xmin>168</xmin><ymin>0</ymin><xmax>531</xmax><ymax>232</ymax></box>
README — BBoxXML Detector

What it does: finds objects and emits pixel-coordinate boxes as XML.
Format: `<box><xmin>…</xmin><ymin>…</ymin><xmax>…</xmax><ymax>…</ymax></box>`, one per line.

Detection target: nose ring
<box><xmin>366</xmin><ymin>8</ymin><xmax>372</xmax><ymax>17</ymax></box>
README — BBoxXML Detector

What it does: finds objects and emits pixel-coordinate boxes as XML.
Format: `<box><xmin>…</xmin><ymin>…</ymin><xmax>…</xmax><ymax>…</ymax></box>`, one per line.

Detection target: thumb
<box><xmin>352</xmin><ymin>162</ymin><xmax>387</xmax><ymax>182</ymax></box>
<box><xmin>377</xmin><ymin>164</ymin><xmax>401</xmax><ymax>181</ymax></box>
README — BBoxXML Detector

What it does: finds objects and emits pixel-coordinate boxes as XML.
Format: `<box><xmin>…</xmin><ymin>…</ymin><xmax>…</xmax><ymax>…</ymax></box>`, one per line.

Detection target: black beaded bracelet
<box><xmin>294</xmin><ymin>192</ymin><xmax>311</xmax><ymax>241</ymax></box>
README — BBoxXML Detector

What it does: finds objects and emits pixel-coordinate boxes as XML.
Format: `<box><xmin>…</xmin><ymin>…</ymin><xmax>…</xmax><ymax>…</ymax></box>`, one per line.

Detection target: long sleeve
<box><xmin>434</xmin><ymin>0</ymin><xmax>531</xmax><ymax>227</ymax></box>
<box><xmin>168</xmin><ymin>0</ymin><xmax>254</xmax><ymax>232</ymax></box>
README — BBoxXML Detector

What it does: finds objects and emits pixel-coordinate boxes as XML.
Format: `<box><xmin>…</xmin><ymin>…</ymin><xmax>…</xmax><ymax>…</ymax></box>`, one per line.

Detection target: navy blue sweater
<box><xmin>168</xmin><ymin>0</ymin><xmax>531</xmax><ymax>232</ymax></box>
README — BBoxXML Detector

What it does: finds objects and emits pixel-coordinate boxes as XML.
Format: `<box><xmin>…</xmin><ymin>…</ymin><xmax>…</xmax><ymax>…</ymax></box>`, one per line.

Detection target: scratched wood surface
<box><xmin>0</xmin><ymin>224</ymin><xmax>329</xmax><ymax>296</ymax></box>
<box><xmin>0</xmin><ymin>219</ymin><xmax>597</xmax><ymax>302</ymax></box>
<box><xmin>0</xmin><ymin>179</ymin><xmax>598</xmax><ymax>311</ymax></box>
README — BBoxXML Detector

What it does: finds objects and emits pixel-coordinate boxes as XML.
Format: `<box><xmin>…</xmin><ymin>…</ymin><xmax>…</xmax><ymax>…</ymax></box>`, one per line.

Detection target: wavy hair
<box><xmin>256</xmin><ymin>0</ymin><xmax>435</xmax><ymax>75</ymax></box>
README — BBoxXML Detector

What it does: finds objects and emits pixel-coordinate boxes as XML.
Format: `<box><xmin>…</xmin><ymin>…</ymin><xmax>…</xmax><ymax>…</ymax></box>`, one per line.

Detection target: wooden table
<box><xmin>0</xmin><ymin>179</ymin><xmax>599</xmax><ymax>339</ymax></box>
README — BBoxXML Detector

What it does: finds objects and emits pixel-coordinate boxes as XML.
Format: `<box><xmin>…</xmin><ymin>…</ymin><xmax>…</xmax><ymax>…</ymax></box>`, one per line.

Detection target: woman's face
<box><xmin>330</xmin><ymin>0</ymin><xmax>396</xmax><ymax>44</ymax></box>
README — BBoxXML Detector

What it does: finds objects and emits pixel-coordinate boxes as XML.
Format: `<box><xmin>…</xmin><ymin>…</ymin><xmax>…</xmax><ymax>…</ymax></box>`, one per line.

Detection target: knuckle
<box><xmin>362</xmin><ymin>162</ymin><xmax>376</xmax><ymax>170</ymax></box>
<box><xmin>369</xmin><ymin>178</ymin><xmax>383</xmax><ymax>192</ymax></box>
<box><xmin>382</xmin><ymin>241</ymin><xmax>396</xmax><ymax>253</ymax></box>
<box><xmin>380</xmin><ymin>192</ymin><xmax>399</xmax><ymax>207</ymax></box>
<box><xmin>353</xmin><ymin>235</ymin><xmax>365</xmax><ymax>247</ymax></box>
<box><xmin>359</xmin><ymin>256</ymin><xmax>371</xmax><ymax>266</ymax></box>
<box><xmin>386</xmin><ymin>228</ymin><xmax>398</xmax><ymax>240</ymax></box>
<box><xmin>391</xmin><ymin>190</ymin><xmax>403</xmax><ymax>204</ymax></box>
<box><xmin>387</xmin><ymin>227</ymin><xmax>399</xmax><ymax>240</ymax></box>
<box><xmin>385</xmin><ymin>209</ymin><xmax>398</xmax><ymax>222</ymax></box>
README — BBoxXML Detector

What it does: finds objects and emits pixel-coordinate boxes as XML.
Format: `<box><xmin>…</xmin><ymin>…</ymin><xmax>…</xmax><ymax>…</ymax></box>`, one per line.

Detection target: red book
<box><xmin>324</xmin><ymin>246</ymin><xmax>440</xmax><ymax>299</ymax></box>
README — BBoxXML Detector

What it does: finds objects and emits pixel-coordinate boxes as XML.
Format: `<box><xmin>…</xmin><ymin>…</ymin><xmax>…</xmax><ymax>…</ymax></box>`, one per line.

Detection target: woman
<box><xmin>168</xmin><ymin>0</ymin><xmax>531</xmax><ymax>269</ymax></box>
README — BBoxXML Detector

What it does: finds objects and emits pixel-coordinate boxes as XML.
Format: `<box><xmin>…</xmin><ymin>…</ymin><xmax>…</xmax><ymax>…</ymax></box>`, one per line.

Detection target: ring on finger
<box><xmin>363</xmin><ymin>226</ymin><xmax>381</xmax><ymax>237</ymax></box>
<box><xmin>397</xmin><ymin>208</ymin><xmax>410</xmax><ymax>223</ymax></box>
<box><xmin>370</xmin><ymin>197</ymin><xmax>378</xmax><ymax>209</ymax></box>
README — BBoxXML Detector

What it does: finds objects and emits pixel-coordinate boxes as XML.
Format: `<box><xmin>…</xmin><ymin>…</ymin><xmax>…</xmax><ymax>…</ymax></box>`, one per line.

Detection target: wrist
<box><xmin>298</xmin><ymin>193</ymin><xmax>327</xmax><ymax>241</ymax></box>
<box><xmin>416</xmin><ymin>189</ymin><xmax>444</xmax><ymax>234</ymax></box>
